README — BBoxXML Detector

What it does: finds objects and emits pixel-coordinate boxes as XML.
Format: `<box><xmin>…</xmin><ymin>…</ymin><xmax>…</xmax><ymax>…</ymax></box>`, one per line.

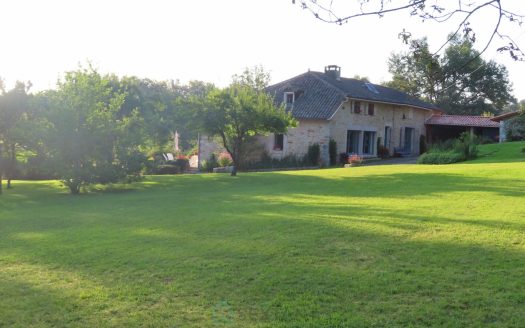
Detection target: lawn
<box><xmin>1</xmin><ymin>142</ymin><xmax>524</xmax><ymax>327</ymax></box>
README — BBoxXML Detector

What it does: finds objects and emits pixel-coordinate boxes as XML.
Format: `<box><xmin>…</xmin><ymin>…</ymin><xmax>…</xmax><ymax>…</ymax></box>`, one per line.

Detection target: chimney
<box><xmin>324</xmin><ymin>65</ymin><xmax>341</xmax><ymax>80</ymax></box>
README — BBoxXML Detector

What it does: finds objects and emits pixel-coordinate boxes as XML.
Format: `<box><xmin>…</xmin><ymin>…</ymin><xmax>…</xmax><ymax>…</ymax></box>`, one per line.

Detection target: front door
<box><xmin>404</xmin><ymin>127</ymin><xmax>414</xmax><ymax>152</ymax></box>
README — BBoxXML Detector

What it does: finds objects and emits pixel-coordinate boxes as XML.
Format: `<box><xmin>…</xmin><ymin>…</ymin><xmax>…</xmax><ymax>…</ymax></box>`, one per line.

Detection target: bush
<box><xmin>243</xmin><ymin>151</ymin><xmax>309</xmax><ymax>170</ymax></box>
<box><xmin>307</xmin><ymin>143</ymin><xmax>320</xmax><ymax>166</ymax></box>
<box><xmin>202</xmin><ymin>153</ymin><xmax>219</xmax><ymax>172</ymax></box>
<box><xmin>521</xmin><ymin>147</ymin><xmax>525</xmax><ymax>153</ymax></box>
<box><xmin>156</xmin><ymin>164</ymin><xmax>180</xmax><ymax>174</ymax></box>
<box><xmin>453</xmin><ymin>132</ymin><xmax>479</xmax><ymax>160</ymax></box>
<box><xmin>217</xmin><ymin>152</ymin><xmax>233</xmax><ymax>167</ymax></box>
<box><xmin>339</xmin><ymin>153</ymin><xmax>348</xmax><ymax>164</ymax></box>
<box><xmin>329</xmin><ymin>139</ymin><xmax>337</xmax><ymax>166</ymax></box>
<box><xmin>377</xmin><ymin>145</ymin><xmax>390</xmax><ymax>159</ymax></box>
<box><xmin>417</xmin><ymin>151</ymin><xmax>465</xmax><ymax>164</ymax></box>
<box><xmin>419</xmin><ymin>135</ymin><xmax>427</xmax><ymax>154</ymax></box>
<box><xmin>173</xmin><ymin>157</ymin><xmax>190</xmax><ymax>172</ymax></box>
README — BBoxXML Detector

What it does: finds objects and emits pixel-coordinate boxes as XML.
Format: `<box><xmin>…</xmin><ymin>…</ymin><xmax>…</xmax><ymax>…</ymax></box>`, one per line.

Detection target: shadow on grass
<box><xmin>2</xmin><ymin>169</ymin><xmax>525</xmax><ymax>326</ymax></box>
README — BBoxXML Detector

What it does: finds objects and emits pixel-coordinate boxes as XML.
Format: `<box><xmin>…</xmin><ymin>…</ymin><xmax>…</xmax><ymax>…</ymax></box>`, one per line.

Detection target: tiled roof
<box><xmin>426</xmin><ymin>115</ymin><xmax>499</xmax><ymax>128</ymax></box>
<box><xmin>491</xmin><ymin>111</ymin><xmax>521</xmax><ymax>122</ymax></box>
<box><xmin>266</xmin><ymin>71</ymin><xmax>438</xmax><ymax>120</ymax></box>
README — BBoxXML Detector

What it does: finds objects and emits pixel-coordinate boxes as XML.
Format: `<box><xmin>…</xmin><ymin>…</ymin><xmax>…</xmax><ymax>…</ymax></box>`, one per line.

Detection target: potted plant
<box><xmin>344</xmin><ymin>154</ymin><xmax>363</xmax><ymax>167</ymax></box>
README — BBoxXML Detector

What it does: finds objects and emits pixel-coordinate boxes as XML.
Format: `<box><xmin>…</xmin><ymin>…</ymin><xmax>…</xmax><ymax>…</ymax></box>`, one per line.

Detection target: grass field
<box><xmin>1</xmin><ymin>142</ymin><xmax>524</xmax><ymax>327</ymax></box>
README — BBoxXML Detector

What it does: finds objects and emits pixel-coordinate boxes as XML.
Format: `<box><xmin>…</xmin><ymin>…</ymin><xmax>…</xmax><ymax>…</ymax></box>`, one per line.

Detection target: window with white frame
<box><xmin>362</xmin><ymin>131</ymin><xmax>376</xmax><ymax>155</ymax></box>
<box><xmin>367</xmin><ymin>103</ymin><xmax>375</xmax><ymax>116</ymax></box>
<box><xmin>284</xmin><ymin>92</ymin><xmax>294</xmax><ymax>105</ymax></box>
<box><xmin>353</xmin><ymin>101</ymin><xmax>361</xmax><ymax>114</ymax></box>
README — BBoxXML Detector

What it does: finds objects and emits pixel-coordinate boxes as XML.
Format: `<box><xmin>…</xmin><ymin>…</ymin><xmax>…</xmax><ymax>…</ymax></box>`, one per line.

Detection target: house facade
<box><xmin>260</xmin><ymin>65</ymin><xmax>439</xmax><ymax>165</ymax></box>
<box><xmin>198</xmin><ymin>65</ymin><xmax>441</xmax><ymax>166</ymax></box>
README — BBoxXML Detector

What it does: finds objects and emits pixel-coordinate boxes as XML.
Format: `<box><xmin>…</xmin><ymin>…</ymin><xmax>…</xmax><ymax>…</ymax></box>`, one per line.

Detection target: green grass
<box><xmin>1</xmin><ymin>141</ymin><xmax>524</xmax><ymax>327</ymax></box>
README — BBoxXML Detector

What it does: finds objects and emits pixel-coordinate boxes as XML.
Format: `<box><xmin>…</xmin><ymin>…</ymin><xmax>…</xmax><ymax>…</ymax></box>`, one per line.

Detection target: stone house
<box><xmin>198</xmin><ymin>65</ymin><xmax>441</xmax><ymax>167</ymax></box>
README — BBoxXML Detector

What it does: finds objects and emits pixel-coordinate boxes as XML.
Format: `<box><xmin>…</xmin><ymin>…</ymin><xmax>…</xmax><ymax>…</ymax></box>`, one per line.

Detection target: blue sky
<box><xmin>1</xmin><ymin>0</ymin><xmax>524</xmax><ymax>101</ymax></box>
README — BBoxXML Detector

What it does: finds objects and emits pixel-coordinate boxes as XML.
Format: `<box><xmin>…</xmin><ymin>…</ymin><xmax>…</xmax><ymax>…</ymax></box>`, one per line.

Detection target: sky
<box><xmin>1</xmin><ymin>0</ymin><xmax>524</xmax><ymax>101</ymax></box>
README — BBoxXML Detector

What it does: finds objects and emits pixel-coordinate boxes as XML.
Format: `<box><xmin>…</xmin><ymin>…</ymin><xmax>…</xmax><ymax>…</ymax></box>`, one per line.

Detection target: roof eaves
<box><xmin>347</xmin><ymin>96</ymin><xmax>437</xmax><ymax>112</ymax></box>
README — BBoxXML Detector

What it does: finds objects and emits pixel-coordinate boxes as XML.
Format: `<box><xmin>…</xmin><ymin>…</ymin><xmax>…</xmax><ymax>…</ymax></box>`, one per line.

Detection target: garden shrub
<box><xmin>307</xmin><ymin>143</ymin><xmax>320</xmax><ymax>166</ymax></box>
<box><xmin>339</xmin><ymin>153</ymin><xmax>348</xmax><ymax>164</ymax></box>
<box><xmin>217</xmin><ymin>152</ymin><xmax>233</xmax><ymax>167</ymax></box>
<box><xmin>244</xmin><ymin>151</ymin><xmax>309</xmax><ymax>170</ymax></box>
<box><xmin>418</xmin><ymin>132</ymin><xmax>479</xmax><ymax>165</ymax></box>
<box><xmin>173</xmin><ymin>157</ymin><xmax>190</xmax><ymax>172</ymax></box>
<box><xmin>453</xmin><ymin>132</ymin><xmax>479</xmax><ymax>160</ymax></box>
<box><xmin>156</xmin><ymin>164</ymin><xmax>180</xmax><ymax>174</ymax></box>
<box><xmin>329</xmin><ymin>139</ymin><xmax>337</xmax><ymax>166</ymax></box>
<box><xmin>377</xmin><ymin>145</ymin><xmax>390</xmax><ymax>159</ymax></box>
<box><xmin>417</xmin><ymin>152</ymin><xmax>465</xmax><ymax>164</ymax></box>
<box><xmin>419</xmin><ymin>135</ymin><xmax>427</xmax><ymax>154</ymax></box>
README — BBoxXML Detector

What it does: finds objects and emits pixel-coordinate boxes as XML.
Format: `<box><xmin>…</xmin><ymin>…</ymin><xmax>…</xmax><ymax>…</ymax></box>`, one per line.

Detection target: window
<box><xmin>274</xmin><ymin>133</ymin><xmax>284</xmax><ymax>151</ymax></box>
<box><xmin>363</xmin><ymin>131</ymin><xmax>376</xmax><ymax>155</ymax></box>
<box><xmin>353</xmin><ymin>101</ymin><xmax>361</xmax><ymax>114</ymax></box>
<box><xmin>284</xmin><ymin>92</ymin><xmax>294</xmax><ymax>105</ymax></box>
<box><xmin>346</xmin><ymin>130</ymin><xmax>360</xmax><ymax>154</ymax></box>
<box><xmin>368</xmin><ymin>103</ymin><xmax>375</xmax><ymax>116</ymax></box>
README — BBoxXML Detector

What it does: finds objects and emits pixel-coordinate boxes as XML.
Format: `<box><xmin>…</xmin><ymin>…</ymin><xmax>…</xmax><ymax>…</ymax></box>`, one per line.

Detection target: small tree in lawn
<box><xmin>195</xmin><ymin>82</ymin><xmax>295</xmax><ymax>176</ymax></box>
<box><xmin>44</xmin><ymin>67</ymin><xmax>146</xmax><ymax>194</ymax></box>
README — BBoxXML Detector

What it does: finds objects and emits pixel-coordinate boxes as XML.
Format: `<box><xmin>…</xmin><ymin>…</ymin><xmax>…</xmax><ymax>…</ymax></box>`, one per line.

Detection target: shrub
<box><xmin>173</xmin><ymin>157</ymin><xmax>190</xmax><ymax>172</ymax></box>
<box><xmin>217</xmin><ymin>152</ymin><xmax>233</xmax><ymax>167</ymax></box>
<box><xmin>156</xmin><ymin>164</ymin><xmax>180</xmax><ymax>174</ymax></box>
<box><xmin>377</xmin><ymin>145</ymin><xmax>390</xmax><ymax>159</ymax></box>
<box><xmin>348</xmin><ymin>154</ymin><xmax>363</xmax><ymax>165</ymax></box>
<box><xmin>339</xmin><ymin>153</ymin><xmax>348</xmax><ymax>164</ymax></box>
<box><xmin>521</xmin><ymin>147</ymin><xmax>525</xmax><ymax>153</ymax></box>
<box><xmin>329</xmin><ymin>139</ymin><xmax>337</xmax><ymax>166</ymax></box>
<box><xmin>307</xmin><ymin>143</ymin><xmax>320</xmax><ymax>166</ymax></box>
<box><xmin>419</xmin><ymin>135</ymin><xmax>427</xmax><ymax>154</ymax></box>
<box><xmin>453</xmin><ymin>132</ymin><xmax>479</xmax><ymax>160</ymax></box>
<box><xmin>417</xmin><ymin>151</ymin><xmax>465</xmax><ymax>164</ymax></box>
<box><xmin>243</xmin><ymin>151</ymin><xmax>309</xmax><ymax>170</ymax></box>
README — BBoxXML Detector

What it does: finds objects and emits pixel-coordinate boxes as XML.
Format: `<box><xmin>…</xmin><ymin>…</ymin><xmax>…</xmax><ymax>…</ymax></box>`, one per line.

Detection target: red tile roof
<box><xmin>491</xmin><ymin>111</ymin><xmax>520</xmax><ymax>122</ymax></box>
<box><xmin>425</xmin><ymin>115</ymin><xmax>499</xmax><ymax>128</ymax></box>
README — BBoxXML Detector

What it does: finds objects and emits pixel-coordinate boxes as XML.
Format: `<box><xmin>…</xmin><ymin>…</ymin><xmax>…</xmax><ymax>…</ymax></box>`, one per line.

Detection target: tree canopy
<box><xmin>294</xmin><ymin>0</ymin><xmax>524</xmax><ymax>61</ymax></box>
<box><xmin>385</xmin><ymin>36</ymin><xmax>514</xmax><ymax>115</ymax></box>
<box><xmin>42</xmin><ymin>67</ymin><xmax>147</xmax><ymax>194</ymax></box>
<box><xmin>190</xmin><ymin>69</ymin><xmax>296</xmax><ymax>176</ymax></box>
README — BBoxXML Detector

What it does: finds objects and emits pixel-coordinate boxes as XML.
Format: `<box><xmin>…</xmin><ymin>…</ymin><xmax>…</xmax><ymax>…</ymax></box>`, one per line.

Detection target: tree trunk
<box><xmin>0</xmin><ymin>143</ymin><xmax>3</xmax><ymax>195</ymax></box>
<box><xmin>7</xmin><ymin>143</ymin><xmax>15</xmax><ymax>189</ymax></box>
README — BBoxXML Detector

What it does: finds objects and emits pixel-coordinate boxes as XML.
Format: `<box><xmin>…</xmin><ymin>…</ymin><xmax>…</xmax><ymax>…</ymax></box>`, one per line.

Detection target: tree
<box><xmin>116</xmin><ymin>77</ymin><xmax>214</xmax><ymax>155</ymax></box>
<box><xmin>43</xmin><ymin>67</ymin><xmax>146</xmax><ymax>194</ymax></box>
<box><xmin>0</xmin><ymin>81</ymin><xmax>31</xmax><ymax>192</ymax></box>
<box><xmin>192</xmin><ymin>71</ymin><xmax>296</xmax><ymax>176</ymax></box>
<box><xmin>294</xmin><ymin>0</ymin><xmax>524</xmax><ymax>61</ymax></box>
<box><xmin>505</xmin><ymin>99</ymin><xmax>525</xmax><ymax>140</ymax></box>
<box><xmin>385</xmin><ymin>36</ymin><xmax>514</xmax><ymax>115</ymax></box>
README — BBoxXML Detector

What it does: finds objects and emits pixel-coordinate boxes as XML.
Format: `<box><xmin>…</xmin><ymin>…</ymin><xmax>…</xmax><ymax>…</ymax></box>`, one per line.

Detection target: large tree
<box><xmin>192</xmin><ymin>73</ymin><xmax>295</xmax><ymax>176</ymax></box>
<box><xmin>0</xmin><ymin>81</ymin><xmax>31</xmax><ymax>192</ymax></box>
<box><xmin>294</xmin><ymin>0</ymin><xmax>524</xmax><ymax>61</ymax></box>
<box><xmin>385</xmin><ymin>36</ymin><xmax>514</xmax><ymax>115</ymax></box>
<box><xmin>43</xmin><ymin>67</ymin><xmax>147</xmax><ymax>194</ymax></box>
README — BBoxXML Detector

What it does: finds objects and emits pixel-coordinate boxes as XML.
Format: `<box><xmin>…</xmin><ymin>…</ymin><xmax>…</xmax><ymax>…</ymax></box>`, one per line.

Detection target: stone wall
<box><xmin>198</xmin><ymin>135</ymin><xmax>224</xmax><ymax>167</ymax></box>
<box><xmin>258</xmin><ymin>120</ymin><xmax>331</xmax><ymax>165</ymax></box>
<box><xmin>329</xmin><ymin>100</ymin><xmax>433</xmax><ymax>158</ymax></box>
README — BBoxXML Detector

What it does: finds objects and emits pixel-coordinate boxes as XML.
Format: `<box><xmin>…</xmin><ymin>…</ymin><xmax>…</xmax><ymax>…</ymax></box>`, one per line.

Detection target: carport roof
<box><xmin>425</xmin><ymin>115</ymin><xmax>499</xmax><ymax>128</ymax></box>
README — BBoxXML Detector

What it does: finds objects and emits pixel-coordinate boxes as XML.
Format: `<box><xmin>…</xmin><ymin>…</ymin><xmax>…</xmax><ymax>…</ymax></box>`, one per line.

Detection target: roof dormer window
<box><xmin>284</xmin><ymin>92</ymin><xmax>294</xmax><ymax>105</ymax></box>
